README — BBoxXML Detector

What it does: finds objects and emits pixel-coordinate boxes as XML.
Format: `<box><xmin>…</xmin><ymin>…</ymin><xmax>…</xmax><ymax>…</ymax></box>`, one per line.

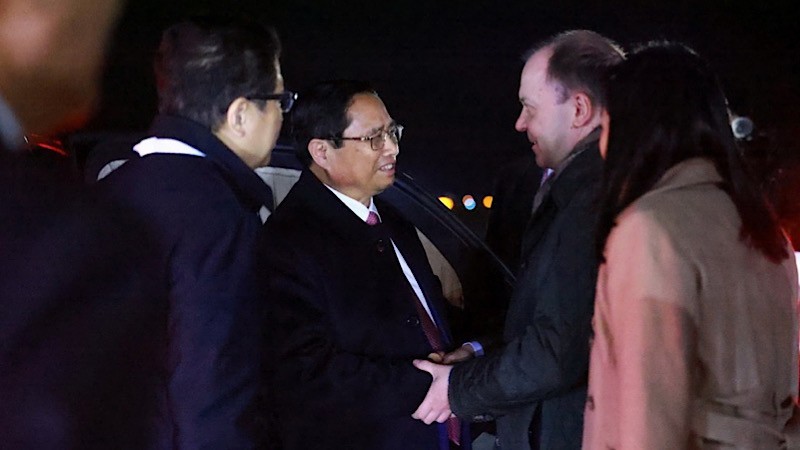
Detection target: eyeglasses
<box><xmin>247</xmin><ymin>91</ymin><xmax>298</xmax><ymax>113</ymax></box>
<box><xmin>337</xmin><ymin>124</ymin><xmax>404</xmax><ymax>151</ymax></box>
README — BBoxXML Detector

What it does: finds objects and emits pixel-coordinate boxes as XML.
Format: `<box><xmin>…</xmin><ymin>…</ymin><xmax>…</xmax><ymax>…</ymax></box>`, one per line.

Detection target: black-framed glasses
<box><xmin>247</xmin><ymin>91</ymin><xmax>298</xmax><ymax>113</ymax></box>
<box><xmin>337</xmin><ymin>124</ymin><xmax>404</xmax><ymax>151</ymax></box>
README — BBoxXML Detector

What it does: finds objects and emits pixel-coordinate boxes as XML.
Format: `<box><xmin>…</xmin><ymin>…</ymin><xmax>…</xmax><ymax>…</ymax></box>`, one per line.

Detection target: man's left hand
<box><xmin>411</xmin><ymin>359</ymin><xmax>454</xmax><ymax>424</ymax></box>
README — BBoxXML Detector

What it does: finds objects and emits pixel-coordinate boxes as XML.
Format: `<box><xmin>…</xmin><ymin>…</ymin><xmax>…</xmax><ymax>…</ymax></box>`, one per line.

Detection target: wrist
<box><xmin>462</xmin><ymin>341</ymin><xmax>484</xmax><ymax>357</ymax></box>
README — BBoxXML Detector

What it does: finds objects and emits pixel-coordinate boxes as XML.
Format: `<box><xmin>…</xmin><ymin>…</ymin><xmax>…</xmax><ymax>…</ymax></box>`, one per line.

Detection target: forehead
<box><xmin>344</xmin><ymin>93</ymin><xmax>392</xmax><ymax>132</ymax></box>
<box><xmin>519</xmin><ymin>48</ymin><xmax>557</xmax><ymax>101</ymax></box>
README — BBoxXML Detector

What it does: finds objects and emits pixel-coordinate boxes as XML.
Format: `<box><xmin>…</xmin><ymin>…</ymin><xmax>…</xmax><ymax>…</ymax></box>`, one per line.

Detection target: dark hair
<box><xmin>524</xmin><ymin>30</ymin><xmax>624</xmax><ymax>107</ymax></box>
<box><xmin>290</xmin><ymin>80</ymin><xmax>377</xmax><ymax>167</ymax></box>
<box><xmin>154</xmin><ymin>17</ymin><xmax>281</xmax><ymax>130</ymax></box>
<box><xmin>596</xmin><ymin>41</ymin><xmax>788</xmax><ymax>263</ymax></box>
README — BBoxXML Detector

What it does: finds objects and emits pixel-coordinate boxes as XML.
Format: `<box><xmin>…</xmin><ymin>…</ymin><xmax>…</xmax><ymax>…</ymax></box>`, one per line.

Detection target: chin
<box><xmin>253</xmin><ymin>149</ymin><xmax>273</xmax><ymax>169</ymax></box>
<box><xmin>374</xmin><ymin>181</ymin><xmax>394</xmax><ymax>194</ymax></box>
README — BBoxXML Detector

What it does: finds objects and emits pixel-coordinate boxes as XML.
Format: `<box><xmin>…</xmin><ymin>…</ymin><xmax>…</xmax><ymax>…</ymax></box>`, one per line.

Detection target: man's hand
<box><xmin>441</xmin><ymin>344</ymin><xmax>475</xmax><ymax>364</ymax></box>
<box><xmin>411</xmin><ymin>359</ymin><xmax>454</xmax><ymax>424</ymax></box>
<box><xmin>427</xmin><ymin>343</ymin><xmax>475</xmax><ymax>365</ymax></box>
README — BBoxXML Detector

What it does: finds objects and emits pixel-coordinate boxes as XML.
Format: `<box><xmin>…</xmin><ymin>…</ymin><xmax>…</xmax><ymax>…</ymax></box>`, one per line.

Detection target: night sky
<box><xmin>90</xmin><ymin>0</ymin><xmax>799</xmax><ymax>207</ymax></box>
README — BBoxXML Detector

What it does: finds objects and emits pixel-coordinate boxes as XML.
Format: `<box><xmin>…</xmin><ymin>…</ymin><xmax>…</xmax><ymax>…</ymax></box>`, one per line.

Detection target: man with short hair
<box><xmin>261</xmin><ymin>80</ymin><xmax>467</xmax><ymax>450</ymax></box>
<box><xmin>100</xmin><ymin>18</ymin><xmax>289</xmax><ymax>448</ymax></box>
<box><xmin>412</xmin><ymin>30</ymin><xmax>624</xmax><ymax>449</ymax></box>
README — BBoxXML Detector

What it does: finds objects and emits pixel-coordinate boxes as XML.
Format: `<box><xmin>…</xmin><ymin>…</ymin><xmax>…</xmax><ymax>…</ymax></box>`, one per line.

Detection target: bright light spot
<box><xmin>462</xmin><ymin>195</ymin><xmax>476</xmax><ymax>211</ymax></box>
<box><xmin>438</xmin><ymin>196</ymin><xmax>454</xmax><ymax>210</ymax></box>
<box><xmin>483</xmin><ymin>196</ymin><xmax>493</xmax><ymax>209</ymax></box>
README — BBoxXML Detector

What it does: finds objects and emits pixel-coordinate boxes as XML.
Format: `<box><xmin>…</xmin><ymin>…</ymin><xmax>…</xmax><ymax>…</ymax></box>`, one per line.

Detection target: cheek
<box><xmin>262</xmin><ymin>111</ymin><xmax>282</xmax><ymax>142</ymax></box>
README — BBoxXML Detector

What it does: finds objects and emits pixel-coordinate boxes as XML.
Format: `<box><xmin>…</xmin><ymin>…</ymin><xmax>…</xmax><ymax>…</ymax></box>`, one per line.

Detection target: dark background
<box><xmin>86</xmin><ymin>0</ymin><xmax>800</xmax><ymax>235</ymax></box>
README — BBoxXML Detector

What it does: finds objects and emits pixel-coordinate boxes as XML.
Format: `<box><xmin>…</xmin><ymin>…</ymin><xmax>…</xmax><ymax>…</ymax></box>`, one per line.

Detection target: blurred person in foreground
<box><xmin>261</xmin><ymin>80</ymin><xmax>467</xmax><ymax>449</ymax></box>
<box><xmin>582</xmin><ymin>41</ymin><xmax>798</xmax><ymax>449</ymax></box>
<box><xmin>0</xmin><ymin>0</ymin><xmax>167</xmax><ymax>448</ymax></box>
<box><xmin>98</xmin><ymin>17</ymin><xmax>287</xmax><ymax>448</ymax></box>
<box><xmin>412</xmin><ymin>30</ymin><xmax>623</xmax><ymax>449</ymax></box>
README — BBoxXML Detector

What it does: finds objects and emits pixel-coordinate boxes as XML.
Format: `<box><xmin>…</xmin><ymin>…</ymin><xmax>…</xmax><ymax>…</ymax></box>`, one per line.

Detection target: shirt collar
<box><xmin>323</xmin><ymin>184</ymin><xmax>379</xmax><ymax>223</ymax></box>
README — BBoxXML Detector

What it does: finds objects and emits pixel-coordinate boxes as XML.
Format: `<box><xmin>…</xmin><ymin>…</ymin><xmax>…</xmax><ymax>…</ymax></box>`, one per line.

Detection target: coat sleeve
<box><xmin>262</xmin><ymin>236</ymin><xmax>432</xmax><ymax>419</ymax></box>
<box><xmin>449</xmin><ymin>192</ymin><xmax>598</xmax><ymax>418</ymax></box>
<box><xmin>166</xmin><ymin>201</ymin><xmax>262</xmax><ymax>449</ymax></box>
<box><xmin>590</xmin><ymin>210</ymin><xmax>696</xmax><ymax>449</ymax></box>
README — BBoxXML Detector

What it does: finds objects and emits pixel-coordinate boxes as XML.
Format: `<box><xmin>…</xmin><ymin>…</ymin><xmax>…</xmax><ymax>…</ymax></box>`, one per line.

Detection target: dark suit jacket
<box><xmin>449</xmin><ymin>141</ymin><xmax>603</xmax><ymax>450</ymax></box>
<box><xmin>470</xmin><ymin>156</ymin><xmax>543</xmax><ymax>343</ymax></box>
<box><xmin>99</xmin><ymin>114</ymin><xmax>273</xmax><ymax>449</ymax></box>
<box><xmin>261</xmin><ymin>170</ymin><xmax>462</xmax><ymax>450</ymax></box>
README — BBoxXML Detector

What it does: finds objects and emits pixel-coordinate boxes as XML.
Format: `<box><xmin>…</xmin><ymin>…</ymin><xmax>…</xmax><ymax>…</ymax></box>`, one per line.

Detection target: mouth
<box><xmin>379</xmin><ymin>162</ymin><xmax>396</xmax><ymax>173</ymax></box>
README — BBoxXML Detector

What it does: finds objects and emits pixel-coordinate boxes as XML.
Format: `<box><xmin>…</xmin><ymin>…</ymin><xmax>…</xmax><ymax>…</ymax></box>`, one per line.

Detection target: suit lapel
<box><xmin>292</xmin><ymin>170</ymin><xmax>371</xmax><ymax>244</ymax></box>
<box><xmin>379</xmin><ymin>201</ymin><xmax>454</xmax><ymax>344</ymax></box>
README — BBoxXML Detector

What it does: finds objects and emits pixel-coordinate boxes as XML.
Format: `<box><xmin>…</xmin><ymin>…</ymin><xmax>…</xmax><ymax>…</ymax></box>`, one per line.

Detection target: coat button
<box><xmin>376</xmin><ymin>238</ymin><xmax>386</xmax><ymax>253</ymax></box>
<box><xmin>586</xmin><ymin>395</ymin><xmax>595</xmax><ymax>411</ymax></box>
<box><xmin>405</xmin><ymin>315</ymin><xmax>420</xmax><ymax>327</ymax></box>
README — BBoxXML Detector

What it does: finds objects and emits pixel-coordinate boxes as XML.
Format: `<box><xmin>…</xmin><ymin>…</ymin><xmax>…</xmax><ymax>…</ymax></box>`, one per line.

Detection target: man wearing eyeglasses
<box><xmin>98</xmin><ymin>18</ymin><xmax>288</xmax><ymax>448</ymax></box>
<box><xmin>260</xmin><ymin>80</ymin><xmax>468</xmax><ymax>450</ymax></box>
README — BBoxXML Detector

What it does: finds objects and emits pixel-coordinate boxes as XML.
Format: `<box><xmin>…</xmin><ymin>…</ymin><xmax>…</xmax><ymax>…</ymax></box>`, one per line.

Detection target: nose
<box><xmin>383</xmin><ymin>135</ymin><xmax>400</xmax><ymax>156</ymax></box>
<box><xmin>514</xmin><ymin>108</ymin><xmax>527</xmax><ymax>132</ymax></box>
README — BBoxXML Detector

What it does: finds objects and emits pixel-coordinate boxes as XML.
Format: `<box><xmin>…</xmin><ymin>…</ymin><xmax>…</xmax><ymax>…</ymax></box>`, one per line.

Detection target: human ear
<box><xmin>225</xmin><ymin>97</ymin><xmax>250</xmax><ymax>137</ymax></box>
<box><xmin>572</xmin><ymin>92</ymin><xmax>595</xmax><ymax>128</ymax></box>
<box><xmin>308</xmin><ymin>138</ymin><xmax>330</xmax><ymax>169</ymax></box>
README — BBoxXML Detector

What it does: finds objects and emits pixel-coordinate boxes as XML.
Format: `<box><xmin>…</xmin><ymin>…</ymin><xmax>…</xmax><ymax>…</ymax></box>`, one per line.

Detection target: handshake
<box><xmin>410</xmin><ymin>344</ymin><xmax>477</xmax><ymax>424</ymax></box>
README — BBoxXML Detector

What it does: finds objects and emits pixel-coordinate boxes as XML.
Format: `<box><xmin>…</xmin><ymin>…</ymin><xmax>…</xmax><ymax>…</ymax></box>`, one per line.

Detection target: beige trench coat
<box><xmin>582</xmin><ymin>158</ymin><xmax>799</xmax><ymax>449</ymax></box>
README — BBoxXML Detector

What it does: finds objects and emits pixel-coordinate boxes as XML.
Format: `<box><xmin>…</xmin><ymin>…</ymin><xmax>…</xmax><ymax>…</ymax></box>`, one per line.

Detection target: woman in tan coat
<box><xmin>582</xmin><ymin>42</ymin><xmax>799</xmax><ymax>449</ymax></box>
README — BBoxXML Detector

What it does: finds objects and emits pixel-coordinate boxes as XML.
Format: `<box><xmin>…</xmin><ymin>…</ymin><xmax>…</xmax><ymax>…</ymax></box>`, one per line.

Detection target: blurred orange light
<box><xmin>483</xmin><ymin>196</ymin><xmax>493</xmax><ymax>208</ymax></box>
<box><xmin>438</xmin><ymin>196</ymin><xmax>455</xmax><ymax>210</ymax></box>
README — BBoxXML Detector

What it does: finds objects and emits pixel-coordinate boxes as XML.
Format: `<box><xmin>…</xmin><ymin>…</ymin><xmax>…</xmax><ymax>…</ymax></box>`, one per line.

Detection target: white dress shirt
<box><xmin>325</xmin><ymin>185</ymin><xmax>437</xmax><ymax>324</ymax></box>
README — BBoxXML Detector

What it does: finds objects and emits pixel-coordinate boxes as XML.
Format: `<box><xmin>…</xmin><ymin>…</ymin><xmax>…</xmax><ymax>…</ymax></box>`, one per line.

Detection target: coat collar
<box><xmin>147</xmin><ymin>114</ymin><xmax>274</xmax><ymax>212</ymax></box>
<box><xmin>548</xmin><ymin>137</ymin><xmax>603</xmax><ymax>210</ymax></box>
<box><xmin>290</xmin><ymin>169</ymin><xmax>390</xmax><ymax>242</ymax></box>
<box><xmin>519</xmin><ymin>139</ymin><xmax>603</xmax><ymax>264</ymax></box>
<box><xmin>645</xmin><ymin>157</ymin><xmax>723</xmax><ymax>198</ymax></box>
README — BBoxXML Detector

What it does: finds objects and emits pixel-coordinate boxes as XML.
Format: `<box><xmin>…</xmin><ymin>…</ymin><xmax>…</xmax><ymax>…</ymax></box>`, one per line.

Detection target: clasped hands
<box><xmin>411</xmin><ymin>344</ymin><xmax>475</xmax><ymax>424</ymax></box>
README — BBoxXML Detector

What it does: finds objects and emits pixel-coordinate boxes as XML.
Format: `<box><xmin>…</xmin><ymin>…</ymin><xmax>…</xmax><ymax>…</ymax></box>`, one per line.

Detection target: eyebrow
<box><xmin>367</xmin><ymin>120</ymin><xmax>397</xmax><ymax>135</ymax></box>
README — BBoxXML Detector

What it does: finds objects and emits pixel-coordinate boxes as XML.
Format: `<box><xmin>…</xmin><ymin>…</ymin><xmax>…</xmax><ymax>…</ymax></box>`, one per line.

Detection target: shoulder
<box><xmin>263</xmin><ymin>185</ymin><xmax>326</xmax><ymax>246</ymax></box>
<box><xmin>111</xmin><ymin>155</ymin><xmax>233</xmax><ymax>197</ymax></box>
<box><xmin>551</xmin><ymin>147</ymin><xmax>603</xmax><ymax>211</ymax></box>
<box><xmin>605</xmin><ymin>193</ymin><xmax>702</xmax><ymax>302</ymax></box>
<box><xmin>102</xmin><ymin>155</ymin><xmax>250</xmax><ymax>226</ymax></box>
<box><xmin>375</xmin><ymin>197</ymin><xmax>411</xmax><ymax>226</ymax></box>
<box><xmin>622</xmin><ymin>177</ymin><xmax>736</xmax><ymax>252</ymax></box>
